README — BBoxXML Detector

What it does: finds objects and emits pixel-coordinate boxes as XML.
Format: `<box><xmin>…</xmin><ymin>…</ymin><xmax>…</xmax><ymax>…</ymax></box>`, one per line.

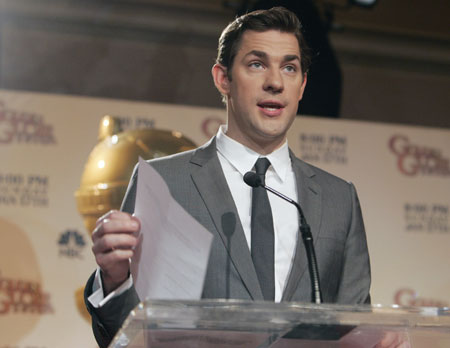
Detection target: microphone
<box><xmin>244</xmin><ymin>171</ymin><xmax>323</xmax><ymax>304</ymax></box>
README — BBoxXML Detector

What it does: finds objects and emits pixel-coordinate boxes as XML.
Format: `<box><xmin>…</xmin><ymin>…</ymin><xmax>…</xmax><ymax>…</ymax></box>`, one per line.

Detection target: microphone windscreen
<box><xmin>243</xmin><ymin>172</ymin><xmax>262</xmax><ymax>187</ymax></box>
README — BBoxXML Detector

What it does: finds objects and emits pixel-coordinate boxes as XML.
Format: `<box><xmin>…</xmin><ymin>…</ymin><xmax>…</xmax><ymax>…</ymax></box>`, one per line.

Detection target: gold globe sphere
<box><xmin>75</xmin><ymin>116</ymin><xmax>197</xmax><ymax>235</ymax></box>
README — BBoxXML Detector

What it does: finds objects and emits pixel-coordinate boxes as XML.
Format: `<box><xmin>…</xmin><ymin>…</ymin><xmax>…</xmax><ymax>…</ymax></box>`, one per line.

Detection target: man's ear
<box><xmin>298</xmin><ymin>73</ymin><xmax>308</xmax><ymax>101</ymax></box>
<box><xmin>212</xmin><ymin>63</ymin><xmax>230</xmax><ymax>95</ymax></box>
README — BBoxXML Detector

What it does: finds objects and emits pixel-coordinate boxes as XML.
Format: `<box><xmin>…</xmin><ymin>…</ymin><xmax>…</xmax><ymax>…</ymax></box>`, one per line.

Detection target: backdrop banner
<box><xmin>1</xmin><ymin>89</ymin><xmax>449</xmax><ymax>347</ymax></box>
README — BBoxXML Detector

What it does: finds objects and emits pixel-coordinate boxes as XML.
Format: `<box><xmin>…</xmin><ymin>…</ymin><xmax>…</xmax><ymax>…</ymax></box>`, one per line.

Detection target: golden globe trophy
<box><xmin>74</xmin><ymin>115</ymin><xmax>197</xmax><ymax>321</ymax></box>
<box><xmin>75</xmin><ymin>115</ymin><xmax>197</xmax><ymax>235</ymax></box>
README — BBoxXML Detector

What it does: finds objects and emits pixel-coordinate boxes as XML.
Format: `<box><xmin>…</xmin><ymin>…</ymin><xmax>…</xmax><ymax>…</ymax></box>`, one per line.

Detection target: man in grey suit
<box><xmin>85</xmin><ymin>7</ymin><xmax>371</xmax><ymax>348</ymax></box>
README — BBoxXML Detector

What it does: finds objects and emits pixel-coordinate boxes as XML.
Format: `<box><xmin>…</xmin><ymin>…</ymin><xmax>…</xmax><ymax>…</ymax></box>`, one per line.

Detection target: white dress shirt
<box><xmin>216</xmin><ymin>126</ymin><xmax>299</xmax><ymax>302</ymax></box>
<box><xmin>89</xmin><ymin>126</ymin><xmax>299</xmax><ymax>306</ymax></box>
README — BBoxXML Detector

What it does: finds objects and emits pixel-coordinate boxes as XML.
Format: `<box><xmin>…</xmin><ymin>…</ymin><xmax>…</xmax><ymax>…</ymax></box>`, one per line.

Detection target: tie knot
<box><xmin>255</xmin><ymin>157</ymin><xmax>271</xmax><ymax>178</ymax></box>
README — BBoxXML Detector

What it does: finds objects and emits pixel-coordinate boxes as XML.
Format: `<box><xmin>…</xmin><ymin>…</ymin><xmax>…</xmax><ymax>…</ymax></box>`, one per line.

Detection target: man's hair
<box><xmin>216</xmin><ymin>6</ymin><xmax>311</xmax><ymax>79</ymax></box>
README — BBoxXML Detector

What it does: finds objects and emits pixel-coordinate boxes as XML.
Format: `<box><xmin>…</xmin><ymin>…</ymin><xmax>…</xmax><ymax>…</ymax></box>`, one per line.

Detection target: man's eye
<box><xmin>249</xmin><ymin>62</ymin><xmax>263</xmax><ymax>69</ymax></box>
<box><xmin>284</xmin><ymin>65</ymin><xmax>296</xmax><ymax>72</ymax></box>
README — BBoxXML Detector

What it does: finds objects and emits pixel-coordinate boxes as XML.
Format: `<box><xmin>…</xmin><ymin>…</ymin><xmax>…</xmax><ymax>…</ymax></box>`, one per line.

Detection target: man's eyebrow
<box><xmin>244</xmin><ymin>50</ymin><xmax>300</xmax><ymax>63</ymax></box>
<box><xmin>284</xmin><ymin>54</ymin><xmax>301</xmax><ymax>63</ymax></box>
<box><xmin>244</xmin><ymin>50</ymin><xmax>267</xmax><ymax>59</ymax></box>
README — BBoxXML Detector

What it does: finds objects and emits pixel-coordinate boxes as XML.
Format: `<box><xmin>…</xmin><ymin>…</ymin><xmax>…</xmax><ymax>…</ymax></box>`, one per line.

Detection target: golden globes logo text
<box><xmin>0</xmin><ymin>272</ymin><xmax>53</xmax><ymax>315</ymax></box>
<box><xmin>389</xmin><ymin>135</ymin><xmax>450</xmax><ymax>177</ymax></box>
<box><xmin>0</xmin><ymin>100</ymin><xmax>56</xmax><ymax>145</ymax></box>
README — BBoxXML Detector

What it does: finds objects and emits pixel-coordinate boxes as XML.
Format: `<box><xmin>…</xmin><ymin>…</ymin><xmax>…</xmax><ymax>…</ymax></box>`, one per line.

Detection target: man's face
<box><xmin>213</xmin><ymin>30</ymin><xmax>307</xmax><ymax>153</ymax></box>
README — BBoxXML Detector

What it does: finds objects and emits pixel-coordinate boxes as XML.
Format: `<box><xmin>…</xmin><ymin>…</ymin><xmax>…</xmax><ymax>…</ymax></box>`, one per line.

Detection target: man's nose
<box><xmin>263</xmin><ymin>69</ymin><xmax>284</xmax><ymax>93</ymax></box>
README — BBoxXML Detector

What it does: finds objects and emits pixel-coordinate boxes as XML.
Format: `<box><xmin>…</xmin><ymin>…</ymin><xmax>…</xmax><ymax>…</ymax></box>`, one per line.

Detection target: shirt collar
<box><xmin>215</xmin><ymin>125</ymin><xmax>291</xmax><ymax>182</ymax></box>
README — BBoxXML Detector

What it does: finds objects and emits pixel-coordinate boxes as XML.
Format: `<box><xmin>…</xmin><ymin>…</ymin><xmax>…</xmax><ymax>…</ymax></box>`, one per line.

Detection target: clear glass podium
<box><xmin>109</xmin><ymin>300</ymin><xmax>450</xmax><ymax>347</ymax></box>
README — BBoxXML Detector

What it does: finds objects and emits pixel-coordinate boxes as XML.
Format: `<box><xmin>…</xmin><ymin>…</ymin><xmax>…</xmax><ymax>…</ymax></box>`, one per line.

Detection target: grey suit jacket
<box><xmin>85</xmin><ymin>137</ymin><xmax>371</xmax><ymax>348</ymax></box>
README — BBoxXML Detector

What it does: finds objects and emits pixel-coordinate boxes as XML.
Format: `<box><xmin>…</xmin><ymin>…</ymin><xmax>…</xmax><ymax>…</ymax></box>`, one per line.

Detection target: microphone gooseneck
<box><xmin>244</xmin><ymin>171</ymin><xmax>323</xmax><ymax>304</ymax></box>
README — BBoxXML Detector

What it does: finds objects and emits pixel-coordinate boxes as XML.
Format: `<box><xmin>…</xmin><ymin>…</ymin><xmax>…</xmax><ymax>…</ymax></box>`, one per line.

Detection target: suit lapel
<box><xmin>189</xmin><ymin>138</ymin><xmax>264</xmax><ymax>300</ymax></box>
<box><xmin>282</xmin><ymin>153</ymin><xmax>322</xmax><ymax>301</ymax></box>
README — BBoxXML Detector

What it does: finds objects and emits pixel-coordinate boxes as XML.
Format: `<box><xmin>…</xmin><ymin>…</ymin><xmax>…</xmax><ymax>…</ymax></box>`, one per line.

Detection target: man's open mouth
<box><xmin>257</xmin><ymin>101</ymin><xmax>284</xmax><ymax>111</ymax></box>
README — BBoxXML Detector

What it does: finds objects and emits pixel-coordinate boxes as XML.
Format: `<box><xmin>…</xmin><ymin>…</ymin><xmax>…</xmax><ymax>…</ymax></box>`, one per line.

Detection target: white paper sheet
<box><xmin>130</xmin><ymin>157</ymin><xmax>213</xmax><ymax>301</ymax></box>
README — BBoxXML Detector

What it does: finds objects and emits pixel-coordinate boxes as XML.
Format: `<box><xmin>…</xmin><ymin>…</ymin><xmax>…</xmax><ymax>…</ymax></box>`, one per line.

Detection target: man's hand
<box><xmin>91</xmin><ymin>210</ymin><xmax>140</xmax><ymax>295</ymax></box>
<box><xmin>374</xmin><ymin>331</ymin><xmax>411</xmax><ymax>348</ymax></box>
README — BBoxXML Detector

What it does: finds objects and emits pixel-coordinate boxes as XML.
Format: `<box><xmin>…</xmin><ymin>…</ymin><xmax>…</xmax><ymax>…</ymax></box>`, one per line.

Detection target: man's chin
<box><xmin>255</xmin><ymin>125</ymin><xmax>289</xmax><ymax>140</ymax></box>
<box><xmin>253</xmin><ymin>130</ymin><xmax>287</xmax><ymax>148</ymax></box>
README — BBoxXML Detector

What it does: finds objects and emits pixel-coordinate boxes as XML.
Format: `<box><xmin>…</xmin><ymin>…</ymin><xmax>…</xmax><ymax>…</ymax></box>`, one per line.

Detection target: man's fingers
<box><xmin>374</xmin><ymin>332</ymin><xmax>410</xmax><ymax>348</ymax></box>
<box><xmin>95</xmin><ymin>210</ymin><xmax>130</xmax><ymax>226</ymax></box>
<box><xmin>92</xmin><ymin>217</ymin><xmax>140</xmax><ymax>242</ymax></box>
<box><xmin>94</xmin><ymin>210</ymin><xmax>139</xmax><ymax>230</ymax></box>
<box><xmin>130</xmin><ymin>214</ymin><xmax>141</xmax><ymax>230</ymax></box>
<box><xmin>95</xmin><ymin>249</ymin><xmax>134</xmax><ymax>270</ymax></box>
<box><xmin>92</xmin><ymin>233</ymin><xmax>138</xmax><ymax>254</ymax></box>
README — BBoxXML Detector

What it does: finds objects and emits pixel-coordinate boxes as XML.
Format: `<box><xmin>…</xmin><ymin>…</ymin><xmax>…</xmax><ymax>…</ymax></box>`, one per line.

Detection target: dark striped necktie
<box><xmin>250</xmin><ymin>157</ymin><xmax>275</xmax><ymax>301</ymax></box>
